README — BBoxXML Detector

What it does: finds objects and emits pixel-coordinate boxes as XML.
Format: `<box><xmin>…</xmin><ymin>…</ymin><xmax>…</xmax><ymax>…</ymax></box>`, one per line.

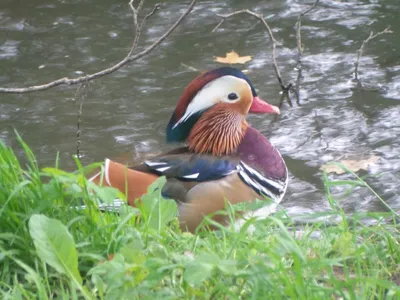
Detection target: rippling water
<box><xmin>1</xmin><ymin>0</ymin><xmax>399</xmax><ymax>217</ymax></box>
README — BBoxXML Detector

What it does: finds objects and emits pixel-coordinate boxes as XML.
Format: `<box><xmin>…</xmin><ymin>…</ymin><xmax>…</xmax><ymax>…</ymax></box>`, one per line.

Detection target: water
<box><xmin>1</xmin><ymin>0</ymin><xmax>399</xmax><ymax>218</ymax></box>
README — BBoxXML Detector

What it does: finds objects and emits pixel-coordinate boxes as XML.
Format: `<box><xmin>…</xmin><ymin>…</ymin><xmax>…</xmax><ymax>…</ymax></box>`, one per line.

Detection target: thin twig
<box><xmin>128</xmin><ymin>1</ymin><xmax>161</xmax><ymax>57</ymax></box>
<box><xmin>354</xmin><ymin>26</ymin><xmax>392</xmax><ymax>82</ymax></box>
<box><xmin>214</xmin><ymin>9</ymin><xmax>290</xmax><ymax>92</ymax></box>
<box><xmin>136</xmin><ymin>3</ymin><xmax>161</xmax><ymax>46</ymax></box>
<box><xmin>129</xmin><ymin>0</ymin><xmax>142</xmax><ymax>34</ymax></box>
<box><xmin>180</xmin><ymin>63</ymin><xmax>200</xmax><ymax>72</ymax></box>
<box><xmin>128</xmin><ymin>0</ymin><xmax>145</xmax><ymax>56</ymax></box>
<box><xmin>75</xmin><ymin>82</ymin><xmax>90</xmax><ymax>159</ymax></box>
<box><xmin>299</xmin><ymin>0</ymin><xmax>320</xmax><ymax>19</ymax></box>
<box><xmin>0</xmin><ymin>0</ymin><xmax>196</xmax><ymax>94</ymax></box>
<box><xmin>278</xmin><ymin>91</ymin><xmax>292</xmax><ymax>109</ymax></box>
<box><xmin>294</xmin><ymin>0</ymin><xmax>319</xmax><ymax>104</ymax></box>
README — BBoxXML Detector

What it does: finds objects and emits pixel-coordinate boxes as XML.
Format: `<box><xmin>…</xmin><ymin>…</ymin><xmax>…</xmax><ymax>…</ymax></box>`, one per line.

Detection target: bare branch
<box><xmin>128</xmin><ymin>1</ymin><xmax>161</xmax><ymax>57</ymax></box>
<box><xmin>74</xmin><ymin>82</ymin><xmax>90</xmax><ymax>158</ymax></box>
<box><xmin>294</xmin><ymin>0</ymin><xmax>319</xmax><ymax>104</ymax></box>
<box><xmin>0</xmin><ymin>0</ymin><xmax>196</xmax><ymax>94</ymax></box>
<box><xmin>180</xmin><ymin>63</ymin><xmax>200</xmax><ymax>72</ymax></box>
<box><xmin>354</xmin><ymin>26</ymin><xmax>392</xmax><ymax>82</ymax></box>
<box><xmin>129</xmin><ymin>0</ymin><xmax>143</xmax><ymax>34</ymax></box>
<box><xmin>132</xmin><ymin>3</ymin><xmax>161</xmax><ymax>52</ymax></box>
<box><xmin>128</xmin><ymin>0</ymin><xmax>145</xmax><ymax>56</ymax></box>
<box><xmin>215</xmin><ymin>9</ymin><xmax>289</xmax><ymax>92</ymax></box>
<box><xmin>299</xmin><ymin>0</ymin><xmax>320</xmax><ymax>18</ymax></box>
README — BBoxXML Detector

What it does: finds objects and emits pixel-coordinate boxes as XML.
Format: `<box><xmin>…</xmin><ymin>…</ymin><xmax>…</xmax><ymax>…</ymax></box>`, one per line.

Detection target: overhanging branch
<box><xmin>0</xmin><ymin>0</ymin><xmax>196</xmax><ymax>94</ymax></box>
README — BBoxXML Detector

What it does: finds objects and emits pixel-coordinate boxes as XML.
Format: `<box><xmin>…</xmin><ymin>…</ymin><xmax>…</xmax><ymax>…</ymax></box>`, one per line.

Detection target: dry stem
<box><xmin>128</xmin><ymin>0</ymin><xmax>161</xmax><ymax>57</ymax></box>
<box><xmin>0</xmin><ymin>0</ymin><xmax>196</xmax><ymax>94</ymax></box>
<box><xmin>75</xmin><ymin>82</ymin><xmax>90</xmax><ymax>158</ymax></box>
<box><xmin>354</xmin><ymin>26</ymin><xmax>392</xmax><ymax>82</ymax></box>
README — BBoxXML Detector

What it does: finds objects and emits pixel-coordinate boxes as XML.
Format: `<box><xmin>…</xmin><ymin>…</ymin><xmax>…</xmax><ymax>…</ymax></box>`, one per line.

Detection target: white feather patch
<box><xmin>145</xmin><ymin>161</ymin><xmax>167</xmax><ymax>167</ymax></box>
<box><xmin>156</xmin><ymin>166</ymin><xmax>171</xmax><ymax>172</ymax></box>
<box><xmin>182</xmin><ymin>173</ymin><xmax>200</xmax><ymax>179</ymax></box>
<box><xmin>104</xmin><ymin>158</ymin><xmax>111</xmax><ymax>186</ymax></box>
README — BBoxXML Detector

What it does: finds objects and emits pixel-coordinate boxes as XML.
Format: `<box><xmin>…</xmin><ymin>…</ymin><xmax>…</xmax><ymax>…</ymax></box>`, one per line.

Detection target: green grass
<box><xmin>0</xmin><ymin>137</ymin><xmax>399</xmax><ymax>299</ymax></box>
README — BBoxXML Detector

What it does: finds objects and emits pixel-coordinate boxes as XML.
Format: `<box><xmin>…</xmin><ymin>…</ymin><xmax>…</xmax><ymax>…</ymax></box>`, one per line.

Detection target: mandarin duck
<box><xmin>90</xmin><ymin>67</ymin><xmax>288</xmax><ymax>232</ymax></box>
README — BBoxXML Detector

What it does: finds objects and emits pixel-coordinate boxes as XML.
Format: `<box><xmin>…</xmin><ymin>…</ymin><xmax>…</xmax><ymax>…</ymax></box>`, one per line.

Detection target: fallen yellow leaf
<box><xmin>214</xmin><ymin>51</ymin><xmax>252</xmax><ymax>64</ymax></box>
<box><xmin>320</xmin><ymin>156</ymin><xmax>379</xmax><ymax>175</ymax></box>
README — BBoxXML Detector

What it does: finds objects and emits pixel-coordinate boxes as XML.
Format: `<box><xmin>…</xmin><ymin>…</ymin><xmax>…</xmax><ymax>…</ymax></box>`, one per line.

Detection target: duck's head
<box><xmin>166</xmin><ymin>67</ymin><xmax>279</xmax><ymax>148</ymax></box>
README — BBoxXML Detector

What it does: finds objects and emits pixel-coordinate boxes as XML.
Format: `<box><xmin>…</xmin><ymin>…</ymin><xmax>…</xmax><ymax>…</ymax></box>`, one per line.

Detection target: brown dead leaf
<box><xmin>214</xmin><ymin>51</ymin><xmax>252</xmax><ymax>64</ymax></box>
<box><xmin>321</xmin><ymin>156</ymin><xmax>379</xmax><ymax>175</ymax></box>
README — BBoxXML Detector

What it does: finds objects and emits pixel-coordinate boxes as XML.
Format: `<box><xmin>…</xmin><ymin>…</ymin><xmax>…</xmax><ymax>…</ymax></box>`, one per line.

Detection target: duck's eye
<box><xmin>227</xmin><ymin>93</ymin><xmax>238</xmax><ymax>101</ymax></box>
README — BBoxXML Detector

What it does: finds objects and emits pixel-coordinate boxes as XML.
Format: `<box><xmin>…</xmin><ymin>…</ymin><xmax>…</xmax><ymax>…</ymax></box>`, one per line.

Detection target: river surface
<box><xmin>1</xmin><ymin>0</ymin><xmax>399</xmax><ymax>218</ymax></box>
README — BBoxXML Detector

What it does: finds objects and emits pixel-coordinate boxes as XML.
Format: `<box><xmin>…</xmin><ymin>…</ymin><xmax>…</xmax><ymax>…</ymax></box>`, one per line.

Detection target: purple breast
<box><xmin>237</xmin><ymin>127</ymin><xmax>287</xmax><ymax>181</ymax></box>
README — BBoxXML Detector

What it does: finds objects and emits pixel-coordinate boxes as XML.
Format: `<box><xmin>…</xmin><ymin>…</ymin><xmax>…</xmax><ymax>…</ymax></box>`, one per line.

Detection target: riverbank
<box><xmin>1</xmin><ymin>138</ymin><xmax>399</xmax><ymax>299</ymax></box>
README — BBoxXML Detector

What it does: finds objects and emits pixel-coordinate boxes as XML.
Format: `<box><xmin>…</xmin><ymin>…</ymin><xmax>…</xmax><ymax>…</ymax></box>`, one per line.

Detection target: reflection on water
<box><xmin>1</xmin><ymin>0</ymin><xmax>399</xmax><ymax>217</ymax></box>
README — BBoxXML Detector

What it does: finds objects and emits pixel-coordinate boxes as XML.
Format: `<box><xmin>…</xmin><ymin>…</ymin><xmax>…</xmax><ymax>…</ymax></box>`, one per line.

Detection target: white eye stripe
<box><xmin>173</xmin><ymin>76</ymin><xmax>249</xmax><ymax>129</ymax></box>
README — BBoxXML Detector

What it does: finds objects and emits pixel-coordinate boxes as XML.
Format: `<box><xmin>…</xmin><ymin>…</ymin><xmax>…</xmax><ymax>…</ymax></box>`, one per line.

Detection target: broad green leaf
<box><xmin>42</xmin><ymin>167</ymin><xmax>73</xmax><ymax>178</ymax></box>
<box><xmin>41</xmin><ymin>167</ymin><xmax>76</xmax><ymax>184</ymax></box>
<box><xmin>120</xmin><ymin>242</ymin><xmax>146</xmax><ymax>265</ymax></box>
<box><xmin>86</xmin><ymin>181</ymin><xmax>122</xmax><ymax>204</ymax></box>
<box><xmin>64</xmin><ymin>183</ymin><xmax>83</xmax><ymax>195</ymax></box>
<box><xmin>91</xmin><ymin>274</ymin><xmax>106</xmax><ymax>297</ymax></box>
<box><xmin>196</xmin><ymin>253</ymin><xmax>219</xmax><ymax>265</ymax></box>
<box><xmin>148</xmin><ymin>243</ymin><xmax>168</xmax><ymax>259</ymax></box>
<box><xmin>183</xmin><ymin>253</ymin><xmax>222</xmax><ymax>286</ymax></box>
<box><xmin>28</xmin><ymin>214</ymin><xmax>82</xmax><ymax>284</ymax></box>
<box><xmin>88</xmin><ymin>253</ymin><xmax>147</xmax><ymax>295</ymax></box>
<box><xmin>217</xmin><ymin>259</ymin><xmax>237</xmax><ymax>274</ymax></box>
<box><xmin>138</xmin><ymin>177</ymin><xmax>178</xmax><ymax>232</ymax></box>
<box><xmin>119</xmin><ymin>204</ymin><xmax>140</xmax><ymax>219</ymax></box>
<box><xmin>184</xmin><ymin>261</ymin><xmax>213</xmax><ymax>286</ymax></box>
<box><xmin>146</xmin><ymin>176</ymin><xmax>167</xmax><ymax>194</ymax></box>
<box><xmin>88</xmin><ymin>254</ymin><xmax>126</xmax><ymax>293</ymax></box>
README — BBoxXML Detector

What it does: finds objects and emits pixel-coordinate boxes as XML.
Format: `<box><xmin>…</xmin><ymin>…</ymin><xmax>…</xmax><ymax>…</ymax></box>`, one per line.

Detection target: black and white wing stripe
<box><xmin>237</xmin><ymin>161</ymin><xmax>287</xmax><ymax>201</ymax></box>
<box><xmin>145</xmin><ymin>158</ymin><xmax>288</xmax><ymax>201</ymax></box>
<box><xmin>143</xmin><ymin>156</ymin><xmax>238</xmax><ymax>182</ymax></box>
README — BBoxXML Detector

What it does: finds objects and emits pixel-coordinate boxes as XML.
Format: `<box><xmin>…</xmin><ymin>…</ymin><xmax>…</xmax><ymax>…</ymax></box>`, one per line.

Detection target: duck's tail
<box><xmin>88</xmin><ymin>158</ymin><xmax>158</xmax><ymax>206</ymax></box>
